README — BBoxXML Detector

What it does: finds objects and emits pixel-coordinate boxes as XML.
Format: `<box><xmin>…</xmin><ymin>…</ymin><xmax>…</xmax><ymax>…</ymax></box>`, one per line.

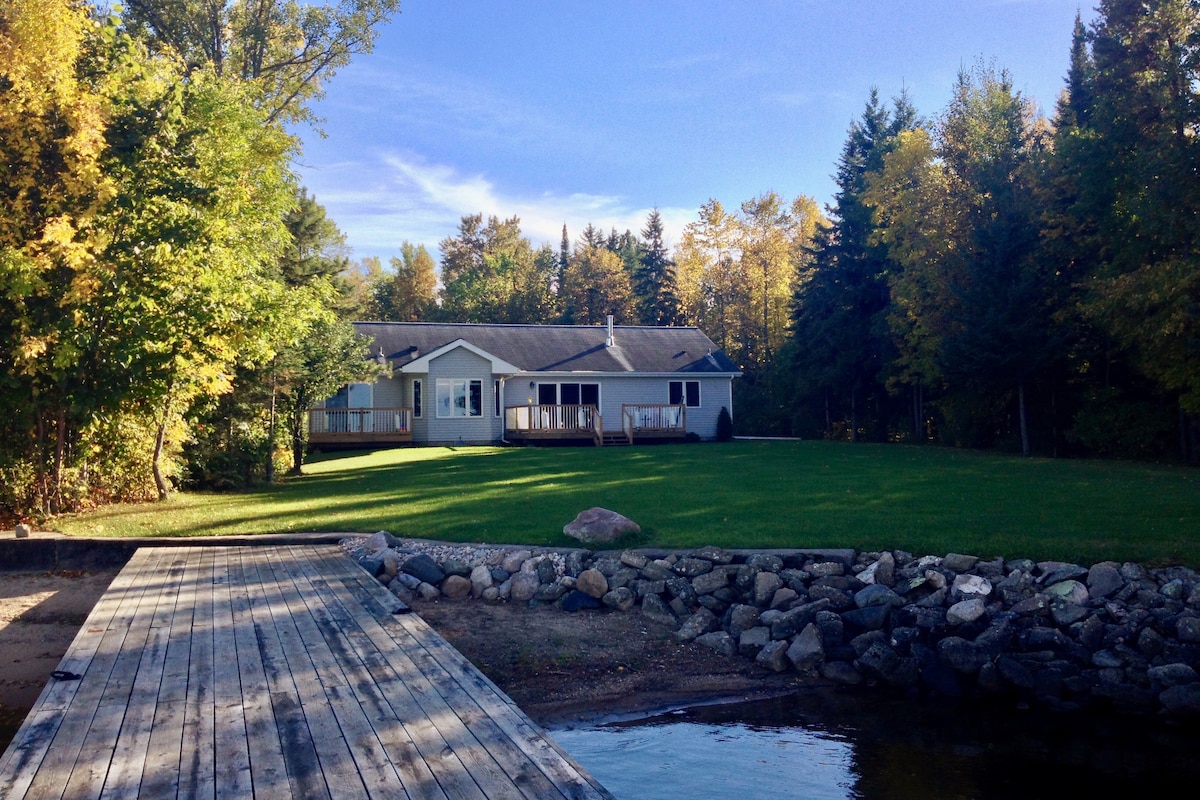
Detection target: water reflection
<box><xmin>551</xmin><ymin>691</ymin><xmax>1200</xmax><ymax>800</ymax></box>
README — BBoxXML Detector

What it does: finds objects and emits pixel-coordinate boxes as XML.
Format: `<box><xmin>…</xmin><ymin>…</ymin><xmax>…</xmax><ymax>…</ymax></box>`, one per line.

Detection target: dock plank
<box><xmin>0</xmin><ymin>545</ymin><xmax>616</xmax><ymax>800</ymax></box>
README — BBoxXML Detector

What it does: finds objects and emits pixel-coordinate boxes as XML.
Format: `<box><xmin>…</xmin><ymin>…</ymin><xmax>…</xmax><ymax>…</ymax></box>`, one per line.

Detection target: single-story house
<box><xmin>310</xmin><ymin>318</ymin><xmax>740</xmax><ymax>447</ymax></box>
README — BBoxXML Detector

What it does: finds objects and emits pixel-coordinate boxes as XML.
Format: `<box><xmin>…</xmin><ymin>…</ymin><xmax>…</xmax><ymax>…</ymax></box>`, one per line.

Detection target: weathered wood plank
<box><xmin>262</xmin><ymin>548</ymin><xmax>399</xmax><ymax>799</ymax></box>
<box><xmin>0</xmin><ymin>548</ymin><xmax>161</xmax><ymax>799</ymax></box>
<box><xmin>59</xmin><ymin>548</ymin><xmax>174</xmax><ymax>800</ymax></box>
<box><xmin>139</xmin><ymin>547</ymin><xmax>203</xmax><ymax>799</ymax></box>
<box><xmin>228</xmin><ymin>549</ymin><xmax>291</xmax><ymax>800</ymax></box>
<box><xmin>178</xmin><ymin>546</ymin><xmax>217</xmax><ymax>800</ymax></box>
<box><xmin>238</xmin><ymin>548</ymin><xmax>332</xmax><ymax>800</ymax></box>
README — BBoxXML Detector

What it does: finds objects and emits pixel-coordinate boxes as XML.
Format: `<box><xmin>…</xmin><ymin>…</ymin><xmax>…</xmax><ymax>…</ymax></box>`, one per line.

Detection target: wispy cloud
<box><xmin>299</xmin><ymin>152</ymin><xmax>696</xmax><ymax>262</ymax></box>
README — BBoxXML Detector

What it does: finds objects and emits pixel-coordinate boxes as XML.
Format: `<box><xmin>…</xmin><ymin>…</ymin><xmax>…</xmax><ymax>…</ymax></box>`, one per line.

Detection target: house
<box><xmin>309</xmin><ymin>318</ymin><xmax>740</xmax><ymax>447</ymax></box>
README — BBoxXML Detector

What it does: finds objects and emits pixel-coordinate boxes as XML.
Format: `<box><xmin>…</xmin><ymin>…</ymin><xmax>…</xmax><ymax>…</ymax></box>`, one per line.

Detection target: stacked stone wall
<box><xmin>345</xmin><ymin>533</ymin><xmax>1200</xmax><ymax>717</ymax></box>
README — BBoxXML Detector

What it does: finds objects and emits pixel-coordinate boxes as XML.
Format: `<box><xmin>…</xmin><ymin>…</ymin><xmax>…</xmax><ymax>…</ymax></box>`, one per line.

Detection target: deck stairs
<box><xmin>600</xmin><ymin>431</ymin><xmax>631</xmax><ymax>446</ymax></box>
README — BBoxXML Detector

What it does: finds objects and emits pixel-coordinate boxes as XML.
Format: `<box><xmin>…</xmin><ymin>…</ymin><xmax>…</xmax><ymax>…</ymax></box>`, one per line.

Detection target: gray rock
<box><xmin>620</xmin><ymin>550</ymin><xmax>648</xmax><ymax>569</ymax></box>
<box><xmin>481</xmin><ymin>586</ymin><xmax>500</xmax><ymax>603</ymax></box>
<box><xmin>842</xmin><ymin>605</ymin><xmax>891</xmax><ymax>631</ymax></box>
<box><xmin>692</xmin><ymin>569</ymin><xmax>729</xmax><ymax>596</ymax></box>
<box><xmin>501</xmin><ymin>549</ymin><xmax>532</xmax><ymax>574</ymax></box>
<box><xmin>402</xmin><ymin>553</ymin><xmax>445</xmax><ymax>585</ymax></box>
<box><xmin>564</xmin><ymin>550</ymin><xmax>589</xmax><ymax>577</ymax></box>
<box><xmin>14</xmin><ymin>523</ymin><xmax>31</xmax><ymax>539</ymax></box>
<box><xmin>947</xmin><ymin>598</ymin><xmax>987</xmax><ymax>626</ymax></box>
<box><xmin>676</xmin><ymin>608</ymin><xmax>719</xmax><ymax>642</ymax></box>
<box><xmin>938</xmin><ymin>637</ymin><xmax>990</xmax><ymax>673</ymax></box>
<box><xmin>363</xmin><ymin>530</ymin><xmax>400</xmax><ymax>551</ymax></box>
<box><xmin>854</xmin><ymin>583</ymin><xmax>903</xmax><ymax>609</ymax></box>
<box><xmin>787</xmin><ymin>623</ymin><xmax>825</xmax><ymax>672</ymax></box>
<box><xmin>1039</xmin><ymin>562</ymin><xmax>1089</xmax><ymax>585</ymax></box>
<box><xmin>805</xmin><ymin>561</ymin><xmax>845</xmax><ymax>578</ymax></box>
<box><xmin>416</xmin><ymin>581</ymin><xmax>441</xmax><ymax>600</ymax></box>
<box><xmin>821</xmin><ymin>660</ymin><xmax>863</xmax><ymax>685</ymax></box>
<box><xmin>951</xmin><ymin>574</ymin><xmax>993</xmax><ymax>601</ymax></box>
<box><xmin>738</xmin><ymin>626</ymin><xmax>771</xmax><ymax>657</ymax></box>
<box><xmin>1177</xmin><ymin>615</ymin><xmax>1200</xmax><ymax>643</ymax></box>
<box><xmin>728</xmin><ymin>604</ymin><xmax>761</xmax><ymax>638</ymax></box>
<box><xmin>858</xmin><ymin>552</ymin><xmax>895</xmax><ymax>587</ymax></box>
<box><xmin>469</xmin><ymin>565</ymin><xmax>493</xmax><ymax>598</ymax></box>
<box><xmin>746</xmin><ymin>554</ymin><xmax>784</xmax><ymax>572</ymax></box>
<box><xmin>1044</xmin><ymin>579</ymin><xmax>1089</xmax><ymax>606</ymax></box>
<box><xmin>694</xmin><ymin>546</ymin><xmax>734</xmax><ymax>564</ymax></box>
<box><xmin>1010</xmin><ymin>595</ymin><xmax>1051</xmax><ymax>616</ymax></box>
<box><xmin>641</xmin><ymin>561</ymin><xmax>675</xmax><ymax>582</ymax></box>
<box><xmin>807</xmin><ymin>584</ymin><xmax>855</xmax><ymax>611</ymax></box>
<box><xmin>536</xmin><ymin>557</ymin><xmax>558</xmax><ymax>585</ymax></box>
<box><xmin>441</xmin><ymin>575</ymin><xmax>472</xmax><ymax>599</ymax></box>
<box><xmin>770</xmin><ymin>588</ymin><xmax>798</xmax><ymax>609</ymax></box>
<box><xmin>1087</xmin><ymin>563</ymin><xmax>1125</xmax><ymax>600</ymax></box>
<box><xmin>1160</xmin><ymin>683</ymin><xmax>1200</xmax><ymax>715</ymax></box>
<box><xmin>942</xmin><ymin>553</ymin><xmax>980</xmax><ymax>572</ymax></box>
<box><xmin>602</xmin><ymin>586</ymin><xmax>637</xmax><ymax>612</ymax></box>
<box><xmin>510</xmin><ymin>571</ymin><xmax>540</xmax><ymax>603</ymax></box>
<box><xmin>754</xmin><ymin>571</ymin><xmax>785</xmax><ymax>607</ymax></box>
<box><xmin>394</xmin><ymin>573</ymin><xmax>422</xmax><ymax>590</ymax></box>
<box><xmin>756</xmin><ymin>640</ymin><xmax>790</xmax><ymax>672</ymax></box>
<box><xmin>576</xmin><ymin>568</ymin><xmax>609</xmax><ymax>599</ymax></box>
<box><xmin>695</xmin><ymin>631</ymin><xmax>737</xmax><ymax>657</ymax></box>
<box><xmin>389</xmin><ymin>582</ymin><xmax>414</xmax><ymax>604</ymax></box>
<box><xmin>442</xmin><ymin>558</ymin><xmax>472</xmax><ymax>578</ymax></box>
<box><xmin>380</xmin><ymin>549</ymin><xmax>403</xmax><ymax>579</ymax></box>
<box><xmin>674</xmin><ymin>557</ymin><xmax>713</xmax><ymax>577</ymax></box>
<box><xmin>1148</xmin><ymin>663</ymin><xmax>1198</xmax><ymax>686</ymax></box>
<box><xmin>563</xmin><ymin>507</ymin><xmax>641</xmax><ymax>543</ymax></box>
<box><xmin>357</xmin><ymin>552</ymin><xmax>385</xmax><ymax>578</ymax></box>
<box><xmin>1049</xmin><ymin>599</ymin><xmax>1089</xmax><ymax>627</ymax></box>
<box><xmin>641</xmin><ymin>593</ymin><xmax>678</xmax><ymax>627</ymax></box>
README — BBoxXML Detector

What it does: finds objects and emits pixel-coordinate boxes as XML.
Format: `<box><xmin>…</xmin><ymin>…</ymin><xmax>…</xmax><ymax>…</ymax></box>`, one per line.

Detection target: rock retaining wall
<box><xmin>344</xmin><ymin>533</ymin><xmax>1200</xmax><ymax>718</ymax></box>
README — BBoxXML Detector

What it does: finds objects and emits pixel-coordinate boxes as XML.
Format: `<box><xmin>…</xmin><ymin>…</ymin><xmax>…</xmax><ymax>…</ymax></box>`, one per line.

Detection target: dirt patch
<box><xmin>410</xmin><ymin>597</ymin><xmax>807</xmax><ymax>725</ymax></box>
<box><xmin>0</xmin><ymin>569</ymin><xmax>120</xmax><ymax>745</ymax></box>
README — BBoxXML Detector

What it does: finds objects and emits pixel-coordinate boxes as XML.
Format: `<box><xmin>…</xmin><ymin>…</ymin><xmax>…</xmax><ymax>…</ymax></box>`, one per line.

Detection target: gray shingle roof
<box><xmin>352</xmin><ymin>322</ymin><xmax>740</xmax><ymax>374</ymax></box>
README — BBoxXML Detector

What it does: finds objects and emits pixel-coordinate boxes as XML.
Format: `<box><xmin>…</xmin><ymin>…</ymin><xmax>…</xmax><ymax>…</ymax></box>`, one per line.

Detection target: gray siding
<box><xmin>425</xmin><ymin>348</ymin><xmax>502</xmax><ymax>444</ymax></box>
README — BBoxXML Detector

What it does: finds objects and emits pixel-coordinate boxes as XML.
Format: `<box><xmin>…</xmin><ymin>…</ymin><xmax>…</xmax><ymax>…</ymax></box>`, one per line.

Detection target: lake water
<box><xmin>550</xmin><ymin>690</ymin><xmax>1200</xmax><ymax>799</ymax></box>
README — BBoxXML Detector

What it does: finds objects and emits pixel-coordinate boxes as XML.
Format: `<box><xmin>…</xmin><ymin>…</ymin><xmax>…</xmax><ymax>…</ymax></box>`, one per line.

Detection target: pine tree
<box><xmin>633</xmin><ymin>209</ymin><xmax>681</xmax><ymax>326</ymax></box>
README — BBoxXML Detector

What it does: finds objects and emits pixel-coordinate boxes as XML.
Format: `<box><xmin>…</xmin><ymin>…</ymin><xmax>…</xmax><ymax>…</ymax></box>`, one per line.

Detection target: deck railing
<box><xmin>622</xmin><ymin>403</ymin><xmax>686</xmax><ymax>441</ymax></box>
<box><xmin>308</xmin><ymin>407</ymin><xmax>413</xmax><ymax>436</ymax></box>
<box><xmin>505</xmin><ymin>404</ymin><xmax>602</xmax><ymax>445</ymax></box>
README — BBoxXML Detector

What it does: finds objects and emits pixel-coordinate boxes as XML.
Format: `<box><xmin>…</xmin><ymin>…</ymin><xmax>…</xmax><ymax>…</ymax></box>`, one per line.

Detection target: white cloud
<box><xmin>300</xmin><ymin>152</ymin><xmax>695</xmax><ymax>262</ymax></box>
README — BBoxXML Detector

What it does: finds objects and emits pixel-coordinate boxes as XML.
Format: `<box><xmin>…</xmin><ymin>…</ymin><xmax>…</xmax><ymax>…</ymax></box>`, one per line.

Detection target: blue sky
<box><xmin>294</xmin><ymin>0</ymin><xmax>1096</xmax><ymax>263</ymax></box>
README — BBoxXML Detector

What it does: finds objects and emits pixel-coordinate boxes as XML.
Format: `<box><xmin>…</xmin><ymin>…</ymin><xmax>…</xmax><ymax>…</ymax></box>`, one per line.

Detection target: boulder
<box><xmin>469</xmin><ymin>565</ymin><xmax>494</xmax><ymax>598</ymax></box>
<box><xmin>363</xmin><ymin>530</ymin><xmax>400</xmax><ymax>551</ymax></box>
<box><xmin>641</xmin><ymin>593</ymin><xmax>678</xmax><ymax>627</ymax></box>
<box><xmin>787</xmin><ymin>623</ymin><xmax>825</xmax><ymax>672</ymax></box>
<box><xmin>754</xmin><ymin>571</ymin><xmax>785</xmax><ymax>606</ymax></box>
<box><xmin>756</xmin><ymin>640</ymin><xmax>790</xmax><ymax>672</ymax></box>
<box><xmin>695</xmin><ymin>631</ymin><xmax>737</xmax><ymax>658</ymax></box>
<box><xmin>510</xmin><ymin>571</ymin><xmax>540</xmax><ymax>603</ymax></box>
<box><xmin>602</xmin><ymin>587</ymin><xmax>637</xmax><ymax>611</ymax></box>
<box><xmin>563</xmin><ymin>507</ymin><xmax>641</xmax><ymax>544</ymax></box>
<box><xmin>501</xmin><ymin>549</ymin><xmax>532</xmax><ymax>573</ymax></box>
<box><xmin>14</xmin><ymin>523</ymin><xmax>31</xmax><ymax>539</ymax></box>
<box><xmin>402</xmin><ymin>554</ymin><xmax>445</xmax><ymax>585</ymax></box>
<box><xmin>947</xmin><ymin>598</ymin><xmax>987</xmax><ymax>626</ymax></box>
<box><xmin>441</xmin><ymin>575</ymin><xmax>472</xmax><ymax>599</ymax></box>
<box><xmin>576</xmin><ymin>568</ymin><xmax>609</xmax><ymax>599</ymax></box>
<box><xmin>676</xmin><ymin>608</ymin><xmax>719</xmax><ymax>642</ymax></box>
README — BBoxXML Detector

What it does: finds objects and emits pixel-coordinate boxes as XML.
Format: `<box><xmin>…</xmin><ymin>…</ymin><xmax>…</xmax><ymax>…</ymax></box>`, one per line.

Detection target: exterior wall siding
<box><xmin>424</xmin><ymin>348</ymin><xmax>503</xmax><ymax>444</ymax></box>
<box><xmin>503</xmin><ymin>373</ymin><xmax>733</xmax><ymax>440</ymax></box>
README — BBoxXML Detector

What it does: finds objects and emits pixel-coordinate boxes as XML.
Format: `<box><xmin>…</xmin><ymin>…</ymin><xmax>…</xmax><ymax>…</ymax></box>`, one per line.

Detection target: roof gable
<box><xmin>398</xmin><ymin>338</ymin><xmax>520</xmax><ymax>375</ymax></box>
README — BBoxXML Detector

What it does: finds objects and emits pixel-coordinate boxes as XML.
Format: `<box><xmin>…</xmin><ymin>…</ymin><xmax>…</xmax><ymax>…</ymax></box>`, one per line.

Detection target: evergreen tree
<box><xmin>633</xmin><ymin>209</ymin><xmax>681</xmax><ymax>326</ymax></box>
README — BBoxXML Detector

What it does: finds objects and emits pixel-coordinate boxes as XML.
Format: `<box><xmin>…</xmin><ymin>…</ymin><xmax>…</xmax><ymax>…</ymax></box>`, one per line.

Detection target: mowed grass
<box><xmin>54</xmin><ymin>441</ymin><xmax>1200</xmax><ymax>567</ymax></box>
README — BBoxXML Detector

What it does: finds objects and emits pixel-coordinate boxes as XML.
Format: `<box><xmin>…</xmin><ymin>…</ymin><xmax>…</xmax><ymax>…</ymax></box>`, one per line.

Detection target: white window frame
<box><xmin>436</xmin><ymin>378</ymin><xmax>483</xmax><ymax>418</ymax></box>
<box><xmin>669</xmin><ymin>379</ymin><xmax>701</xmax><ymax>408</ymax></box>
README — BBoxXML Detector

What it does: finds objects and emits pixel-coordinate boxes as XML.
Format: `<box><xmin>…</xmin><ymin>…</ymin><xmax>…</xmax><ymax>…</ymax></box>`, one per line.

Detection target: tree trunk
<box><xmin>152</xmin><ymin>418</ymin><xmax>170</xmax><ymax>501</ymax></box>
<box><xmin>265</xmin><ymin>370</ymin><xmax>277</xmax><ymax>485</ymax></box>
<box><xmin>912</xmin><ymin>382</ymin><xmax>923</xmax><ymax>443</ymax></box>
<box><xmin>1018</xmin><ymin>381</ymin><xmax>1030</xmax><ymax>457</ymax></box>
<box><xmin>52</xmin><ymin>407</ymin><xmax>67</xmax><ymax>513</ymax></box>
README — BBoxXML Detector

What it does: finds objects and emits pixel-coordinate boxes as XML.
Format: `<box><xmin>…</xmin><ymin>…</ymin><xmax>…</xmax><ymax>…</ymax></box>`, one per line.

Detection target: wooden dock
<box><xmin>0</xmin><ymin>545</ymin><xmax>614</xmax><ymax>799</ymax></box>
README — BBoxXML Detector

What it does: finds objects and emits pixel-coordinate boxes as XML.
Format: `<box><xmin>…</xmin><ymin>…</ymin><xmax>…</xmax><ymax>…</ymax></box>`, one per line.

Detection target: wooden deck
<box><xmin>0</xmin><ymin>545</ymin><xmax>614</xmax><ymax>799</ymax></box>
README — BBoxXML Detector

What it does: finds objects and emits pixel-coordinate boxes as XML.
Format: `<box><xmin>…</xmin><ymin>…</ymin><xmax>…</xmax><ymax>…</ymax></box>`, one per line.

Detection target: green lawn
<box><xmin>54</xmin><ymin>441</ymin><xmax>1200</xmax><ymax>567</ymax></box>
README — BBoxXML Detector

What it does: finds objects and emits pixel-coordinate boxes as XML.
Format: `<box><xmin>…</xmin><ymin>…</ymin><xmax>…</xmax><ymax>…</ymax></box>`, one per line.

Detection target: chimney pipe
<box><xmin>606</xmin><ymin>315</ymin><xmax>615</xmax><ymax>347</ymax></box>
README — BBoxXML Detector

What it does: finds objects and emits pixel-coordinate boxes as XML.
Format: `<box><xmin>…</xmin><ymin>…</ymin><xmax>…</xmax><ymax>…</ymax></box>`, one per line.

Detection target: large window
<box><xmin>537</xmin><ymin>382</ymin><xmax>600</xmax><ymax>406</ymax></box>
<box><xmin>669</xmin><ymin>380</ymin><xmax>701</xmax><ymax>408</ymax></box>
<box><xmin>436</xmin><ymin>379</ymin><xmax>483</xmax><ymax>418</ymax></box>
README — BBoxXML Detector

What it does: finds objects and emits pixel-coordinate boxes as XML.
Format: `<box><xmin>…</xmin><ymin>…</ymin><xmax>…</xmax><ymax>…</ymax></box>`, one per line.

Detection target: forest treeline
<box><xmin>360</xmin><ymin>5</ymin><xmax>1200</xmax><ymax>463</ymax></box>
<box><xmin>2</xmin><ymin>1</ymin><xmax>1198</xmax><ymax>521</ymax></box>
